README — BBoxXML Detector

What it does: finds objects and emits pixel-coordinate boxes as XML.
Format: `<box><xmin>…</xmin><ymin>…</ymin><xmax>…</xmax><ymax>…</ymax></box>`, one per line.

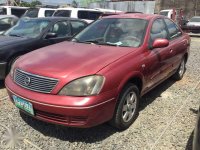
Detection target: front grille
<box><xmin>14</xmin><ymin>69</ymin><xmax>58</xmax><ymax>93</ymax></box>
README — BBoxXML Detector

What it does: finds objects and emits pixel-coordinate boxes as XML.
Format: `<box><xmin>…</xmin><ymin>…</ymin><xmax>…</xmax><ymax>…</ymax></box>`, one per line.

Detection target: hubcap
<box><xmin>122</xmin><ymin>91</ymin><xmax>137</xmax><ymax>122</ymax></box>
<box><xmin>179</xmin><ymin>60</ymin><xmax>185</xmax><ymax>76</ymax></box>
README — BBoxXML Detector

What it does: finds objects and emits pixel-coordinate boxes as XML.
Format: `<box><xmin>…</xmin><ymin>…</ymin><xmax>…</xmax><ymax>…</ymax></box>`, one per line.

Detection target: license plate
<box><xmin>13</xmin><ymin>95</ymin><xmax>34</xmax><ymax>116</ymax></box>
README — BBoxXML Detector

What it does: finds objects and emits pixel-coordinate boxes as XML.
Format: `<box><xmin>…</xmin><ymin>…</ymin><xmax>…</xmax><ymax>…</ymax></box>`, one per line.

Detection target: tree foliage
<box><xmin>19</xmin><ymin>0</ymin><xmax>42</xmax><ymax>7</ymax></box>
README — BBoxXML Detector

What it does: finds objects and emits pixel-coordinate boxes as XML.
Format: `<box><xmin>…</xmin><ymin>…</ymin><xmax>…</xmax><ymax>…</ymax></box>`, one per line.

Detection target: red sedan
<box><xmin>5</xmin><ymin>13</ymin><xmax>190</xmax><ymax>130</ymax></box>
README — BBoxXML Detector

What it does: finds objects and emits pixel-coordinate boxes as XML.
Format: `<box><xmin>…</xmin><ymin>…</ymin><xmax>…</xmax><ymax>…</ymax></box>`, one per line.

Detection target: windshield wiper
<box><xmin>82</xmin><ymin>39</ymin><xmax>100</xmax><ymax>44</ymax></box>
<box><xmin>9</xmin><ymin>34</ymin><xmax>22</xmax><ymax>37</ymax></box>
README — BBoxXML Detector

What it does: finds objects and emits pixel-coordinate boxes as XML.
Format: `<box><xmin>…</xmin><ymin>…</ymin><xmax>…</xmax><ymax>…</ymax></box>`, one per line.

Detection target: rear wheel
<box><xmin>109</xmin><ymin>83</ymin><xmax>139</xmax><ymax>130</ymax></box>
<box><xmin>172</xmin><ymin>58</ymin><xmax>186</xmax><ymax>80</ymax></box>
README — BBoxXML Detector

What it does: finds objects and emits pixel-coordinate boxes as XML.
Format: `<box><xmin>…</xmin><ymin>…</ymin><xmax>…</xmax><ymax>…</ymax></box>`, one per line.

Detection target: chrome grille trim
<box><xmin>14</xmin><ymin>69</ymin><xmax>59</xmax><ymax>94</ymax></box>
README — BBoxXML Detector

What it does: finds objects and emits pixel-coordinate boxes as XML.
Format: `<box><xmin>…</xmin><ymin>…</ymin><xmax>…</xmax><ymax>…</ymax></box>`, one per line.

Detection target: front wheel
<box><xmin>172</xmin><ymin>58</ymin><xmax>186</xmax><ymax>80</ymax></box>
<box><xmin>109</xmin><ymin>83</ymin><xmax>139</xmax><ymax>130</ymax></box>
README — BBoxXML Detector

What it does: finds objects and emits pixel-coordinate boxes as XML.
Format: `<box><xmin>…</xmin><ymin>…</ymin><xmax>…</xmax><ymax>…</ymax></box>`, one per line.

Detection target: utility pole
<box><xmin>195</xmin><ymin>0</ymin><xmax>198</xmax><ymax>16</ymax></box>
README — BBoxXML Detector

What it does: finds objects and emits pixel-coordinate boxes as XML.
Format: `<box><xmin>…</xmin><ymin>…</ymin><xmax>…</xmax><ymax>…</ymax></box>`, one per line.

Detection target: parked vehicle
<box><xmin>5</xmin><ymin>13</ymin><xmax>190</xmax><ymax>130</ymax></box>
<box><xmin>0</xmin><ymin>15</ymin><xmax>18</xmax><ymax>34</ymax></box>
<box><xmin>53</xmin><ymin>8</ymin><xmax>102</xmax><ymax>23</ymax></box>
<box><xmin>0</xmin><ymin>6</ymin><xmax>28</xmax><ymax>17</ymax></box>
<box><xmin>184</xmin><ymin>16</ymin><xmax>200</xmax><ymax>33</ymax></box>
<box><xmin>193</xmin><ymin>106</ymin><xmax>200</xmax><ymax>150</ymax></box>
<box><xmin>23</xmin><ymin>8</ymin><xmax>56</xmax><ymax>18</ymax></box>
<box><xmin>0</xmin><ymin>17</ymin><xmax>87</xmax><ymax>79</ymax></box>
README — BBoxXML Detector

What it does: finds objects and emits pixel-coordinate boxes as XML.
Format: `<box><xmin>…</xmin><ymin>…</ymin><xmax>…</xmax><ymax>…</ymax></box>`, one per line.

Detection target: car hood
<box><xmin>187</xmin><ymin>22</ymin><xmax>200</xmax><ymax>26</ymax></box>
<box><xmin>17</xmin><ymin>41</ymin><xmax>135</xmax><ymax>80</ymax></box>
<box><xmin>0</xmin><ymin>35</ymin><xmax>30</xmax><ymax>48</ymax></box>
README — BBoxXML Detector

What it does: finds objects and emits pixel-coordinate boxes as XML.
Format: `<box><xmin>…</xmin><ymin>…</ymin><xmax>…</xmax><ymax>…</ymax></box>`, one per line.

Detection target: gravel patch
<box><xmin>0</xmin><ymin>37</ymin><xmax>200</xmax><ymax>150</ymax></box>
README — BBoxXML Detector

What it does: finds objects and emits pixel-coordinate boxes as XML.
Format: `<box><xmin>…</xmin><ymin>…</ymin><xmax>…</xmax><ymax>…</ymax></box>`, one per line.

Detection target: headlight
<box><xmin>10</xmin><ymin>62</ymin><xmax>17</xmax><ymax>79</ymax></box>
<box><xmin>59</xmin><ymin>75</ymin><xmax>105</xmax><ymax>96</ymax></box>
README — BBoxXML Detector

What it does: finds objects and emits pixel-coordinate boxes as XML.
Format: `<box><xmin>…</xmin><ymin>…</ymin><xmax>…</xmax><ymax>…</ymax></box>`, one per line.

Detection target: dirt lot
<box><xmin>0</xmin><ymin>36</ymin><xmax>200</xmax><ymax>150</ymax></box>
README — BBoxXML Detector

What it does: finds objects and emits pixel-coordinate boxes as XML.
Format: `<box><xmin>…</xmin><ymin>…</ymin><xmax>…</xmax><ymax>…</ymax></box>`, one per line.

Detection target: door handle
<box><xmin>169</xmin><ymin>49</ymin><xmax>173</xmax><ymax>53</ymax></box>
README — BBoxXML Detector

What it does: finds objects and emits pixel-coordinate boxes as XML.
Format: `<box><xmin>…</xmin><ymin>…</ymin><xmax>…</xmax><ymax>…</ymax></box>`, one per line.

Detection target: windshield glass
<box><xmin>73</xmin><ymin>18</ymin><xmax>148</xmax><ymax>47</ymax></box>
<box><xmin>160</xmin><ymin>11</ymin><xmax>169</xmax><ymax>16</ymax></box>
<box><xmin>4</xmin><ymin>19</ymin><xmax>50</xmax><ymax>38</ymax></box>
<box><xmin>23</xmin><ymin>9</ymin><xmax>39</xmax><ymax>18</ymax></box>
<box><xmin>0</xmin><ymin>8</ymin><xmax>7</xmax><ymax>15</ymax></box>
<box><xmin>54</xmin><ymin>10</ymin><xmax>71</xmax><ymax>17</ymax></box>
<box><xmin>190</xmin><ymin>17</ymin><xmax>200</xmax><ymax>22</ymax></box>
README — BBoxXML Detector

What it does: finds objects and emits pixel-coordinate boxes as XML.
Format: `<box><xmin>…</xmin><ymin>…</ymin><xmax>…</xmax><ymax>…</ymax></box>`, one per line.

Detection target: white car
<box><xmin>0</xmin><ymin>15</ymin><xmax>18</xmax><ymax>34</ymax></box>
<box><xmin>23</xmin><ymin>8</ymin><xmax>56</xmax><ymax>18</ymax></box>
<box><xmin>187</xmin><ymin>16</ymin><xmax>200</xmax><ymax>27</ymax></box>
<box><xmin>0</xmin><ymin>6</ymin><xmax>28</xmax><ymax>17</ymax></box>
<box><xmin>53</xmin><ymin>8</ymin><xmax>102</xmax><ymax>23</ymax></box>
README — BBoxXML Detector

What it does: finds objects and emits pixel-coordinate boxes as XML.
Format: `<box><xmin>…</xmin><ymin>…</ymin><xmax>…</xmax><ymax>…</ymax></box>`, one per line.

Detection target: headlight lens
<box><xmin>59</xmin><ymin>75</ymin><xmax>105</xmax><ymax>96</ymax></box>
<box><xmin>10</xmin><ymin>62</ymin><xmax>17</xmax><ymax>79</ymax></box>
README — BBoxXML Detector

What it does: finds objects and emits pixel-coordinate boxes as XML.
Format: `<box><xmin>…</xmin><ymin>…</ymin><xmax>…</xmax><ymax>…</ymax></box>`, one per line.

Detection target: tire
<box><xmin>7</xmin><ymin>56</ymin><xmax>20</xmax><ymax>74</ymax></box>
<box><xmin>172</xmin><ymin>58</ymin><xmax>186</xmax><ymax>81</ymax></box>
<box><xmin>109</xmin><ymin>83</ymin><xmax>139</xmax><ymax>130</ymax></box>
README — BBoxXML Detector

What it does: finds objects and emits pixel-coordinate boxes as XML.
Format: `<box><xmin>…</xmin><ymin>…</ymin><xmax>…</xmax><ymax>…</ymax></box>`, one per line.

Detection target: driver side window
<box><xmin>150</xmin><ymin>19</ymin><xmax>168</xmax><ymax>44</ymax></box>
<box><xmin>50</xmin><ymin>21</ymin><xmax>70</xmax><ymax>38</ymax></box>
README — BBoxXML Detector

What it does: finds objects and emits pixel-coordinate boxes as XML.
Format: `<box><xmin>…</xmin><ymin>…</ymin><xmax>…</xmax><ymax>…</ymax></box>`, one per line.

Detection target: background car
<box><xmin>23</xmin><ymin>8</ymin><xmax>56</xmax><ymax>18</ymax></box>
<box><xmin>184</xmin><ymin>16</ymin><xmax>200</xmax><ymax>33</ymax></box>
<box><xmin>53</xmin><ymin>8</ymin><xmax>102</xmax><ymax>23</ymax></box>
<box><xmin>5</xmin><ymin>13</ymin><xmax>190</xmax><ymax>130</ymax></box>
<box><xmin>0</xmin><ymin>6</ymin><xmax>28</xmax><ymax>17</ymax></box>
<box><xmin>0</xmin><ymin>17</ymin><xmax>88</xmax><ymax>79</ymax></box>
<box><xmin>0</xmin><ymin>15</ymin><xmax>18</xmax><ymax>34</ymax></box>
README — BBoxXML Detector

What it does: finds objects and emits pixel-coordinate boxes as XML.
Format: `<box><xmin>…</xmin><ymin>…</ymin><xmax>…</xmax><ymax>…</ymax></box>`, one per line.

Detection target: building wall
<box><xmin>89</xmin><ymin>1</ymin><xmax>155</xmax><ymax>14</ymax></box>
<box><xmin>155</xmin><ymin>0</ymin><xmax>200</xmax><ymax>18</ymax></box>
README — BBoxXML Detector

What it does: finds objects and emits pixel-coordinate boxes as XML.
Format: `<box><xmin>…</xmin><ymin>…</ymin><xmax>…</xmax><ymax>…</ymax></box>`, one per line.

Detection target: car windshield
<box><xmin>190</xmin><ymin>17</ymin><xmax>200</xmax><ymax>22</ymax></box>
<box><xmin>159</xmin><ymin>11</ymin><xmax>169</xmax><ymax>16</ymax></box>
<box><xmin>73</xmin><ymin>18</ymin><xmax>148</xmax><ymax>47</ymax></box>
<box><xmin>4</xmin><ymin>19</ymin><xmax>50</xmax><ymax>38</ymax></box>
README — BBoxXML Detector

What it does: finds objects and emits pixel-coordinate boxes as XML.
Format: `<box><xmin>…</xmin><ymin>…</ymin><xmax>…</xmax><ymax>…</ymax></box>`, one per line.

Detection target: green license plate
<box><xmin>13</xmin><ymin>95</ymin><xmax>34</xmax><ymax>116</ymax></box>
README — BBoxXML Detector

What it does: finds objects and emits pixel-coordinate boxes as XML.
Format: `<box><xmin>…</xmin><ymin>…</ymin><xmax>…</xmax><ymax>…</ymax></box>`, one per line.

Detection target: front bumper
<box><xmin>5</xmin><ymin>76</ymin><xmax>117</xmax><ymax>128</ymax></box>
<box><xmin>0</xmin><ymin>62</ymin><xmax>7</xmax><ymax>79</ymax></box>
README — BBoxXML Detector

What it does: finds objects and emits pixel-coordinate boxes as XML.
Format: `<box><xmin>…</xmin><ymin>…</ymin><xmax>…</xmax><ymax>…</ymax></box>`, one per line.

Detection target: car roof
<box><xmin>191</xmin><ymin>16</ymin><xmax>200</xmax><ymax>18</ymax></box>
<box><xmin>0</xmin><ymin>15</ymin><xmax>18</xmax><ymax>19</ymax></box>
<box><xmin>0</xmin><ymin>6</ymin><xmax>29</xmax><ymax>9</ymax></box>
<box><xmin>103</xmin><ymin>13</ymin><xmax>161</xmax><ymax>20</ymax></box>
<box><xmin>56</xmin><ymin>7</ymin><xmax>101</xmax><ymax>12</ymax></box>
<box><xmin>20</xmin><ymin>17</ymin><xmax>88</xmax><ymax>23</ymax></box>
<box><xmin>27</xmin><ymin>8</ymin><xmax>56</xmax><ymax>10</ymax></box>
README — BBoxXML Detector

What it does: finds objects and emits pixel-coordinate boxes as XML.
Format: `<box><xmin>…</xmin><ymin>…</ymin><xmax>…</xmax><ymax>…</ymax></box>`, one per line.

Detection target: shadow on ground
<box><xmin>20</xmin><ymin>78</ymin><xmax>176</xmax><ymax>143</ymax></box>
<box><xmin>140</xmin><ymin>78</ymin><xmax>176</xmax><ymax>111</ymax></box>
<box><xmin>185</xmin><ymin>130</ymin><xmax>193</xmax><ymax>150</ymax></box>
<box><xmin>0</xmin><ymin>80</ymin><xmax>5</xmax><ymax>89</ymax></box>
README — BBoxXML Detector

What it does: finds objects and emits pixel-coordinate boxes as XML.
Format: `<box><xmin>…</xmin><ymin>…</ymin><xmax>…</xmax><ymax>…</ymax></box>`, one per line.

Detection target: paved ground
<box><xmin>0</xmin><ymin>36</ymin><xmax>200</xmax><ymax>150</ymax></box>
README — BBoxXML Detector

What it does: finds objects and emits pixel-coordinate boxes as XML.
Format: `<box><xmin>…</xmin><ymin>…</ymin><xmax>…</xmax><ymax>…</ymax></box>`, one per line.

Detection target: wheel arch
<box><xmin>117</xmin><ymin>72</ymin><xmax>144</xmax><ymax>97</ymax></box>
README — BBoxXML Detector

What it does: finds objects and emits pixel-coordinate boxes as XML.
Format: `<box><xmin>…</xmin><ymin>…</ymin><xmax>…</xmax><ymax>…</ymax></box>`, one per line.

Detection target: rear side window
<box><xmin>24</xmin><ymin>9</ymin><xmax>39</xmax><ymax>18</ymax></box>
<box><xmin>54</xmin><ymin>10</ymin><xmax>71</xmax><ymax>17</ymax></box>
<box><xmin>78</xmin><ymin>11</ymin><xmax>102</xmax><ymax>20</ymax></box>
<box><xmin>150</xmin><ymin>19</ymin><xmax>168</xmax><ymax>43</ymax></box>
<box><xmin>45</xmin><ymin>10</ymin><xmax>55</xmax><ymax>17</ymax></box>
<box><xmin>164</xmin><ymin>18</ymin><xmax>182</xmax><ymax>39</ymax></box>
<box><xmin>71</xmin><ymin>21</ymin><xmax>87</xmax><ymax>35</ymax></box>
<box><xmin>0</xmin><ymin>8</ymin><xmax>7</xmax><ymax>15</ymax></box>
<box><xmin>11</xmin><ymin>8</ymin><xmax>27</xmax><ymax>17</ymax></box>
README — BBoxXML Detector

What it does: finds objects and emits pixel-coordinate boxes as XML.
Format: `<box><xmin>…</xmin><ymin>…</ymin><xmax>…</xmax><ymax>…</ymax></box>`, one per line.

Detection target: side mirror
<box><xmin>152</xmin><ymin>38</ymin><xmax>169</xmax><ymax>49</ymax></box>
<box><xmin>45</xmin><ymin>32</ymin><xmax>57</xmax><ymax>39</ymax></box>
